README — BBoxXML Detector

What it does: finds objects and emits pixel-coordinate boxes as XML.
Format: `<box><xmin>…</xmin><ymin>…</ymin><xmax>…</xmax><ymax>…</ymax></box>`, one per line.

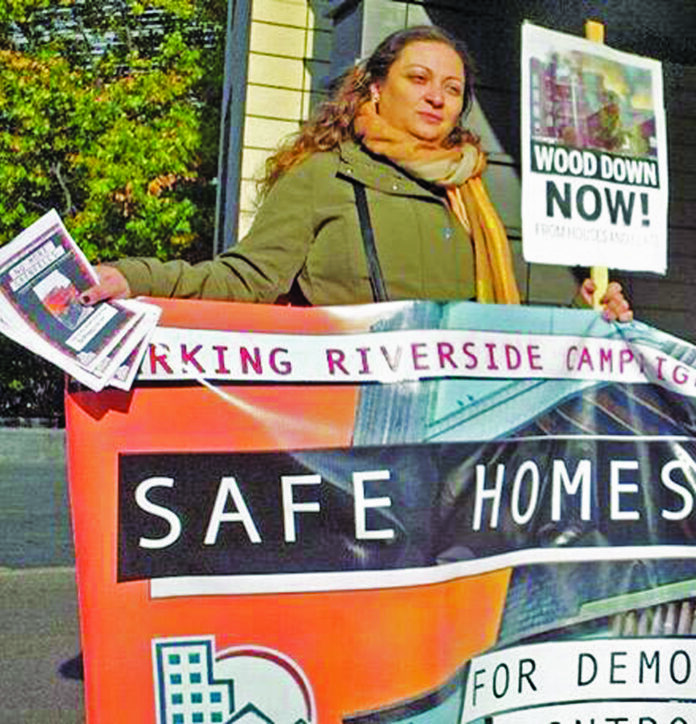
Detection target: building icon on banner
<box><xmin>153</xmin><ymin>637</ymin><xmax>314</xmax><ymax>724</ymax></box>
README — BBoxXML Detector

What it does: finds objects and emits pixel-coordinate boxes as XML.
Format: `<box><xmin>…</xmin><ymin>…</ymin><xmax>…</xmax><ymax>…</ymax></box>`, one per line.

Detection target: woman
<box><xmin>81</xmin><ymin>25</ymin><xmax>631</xmax><ymax>320</ymax></box>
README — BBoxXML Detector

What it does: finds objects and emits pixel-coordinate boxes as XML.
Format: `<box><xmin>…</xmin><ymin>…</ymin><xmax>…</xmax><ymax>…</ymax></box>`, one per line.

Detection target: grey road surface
<box><xmin>0</xmin><ymin>428</ymin><xmax>84</xmax><ymax>723</ymax></box>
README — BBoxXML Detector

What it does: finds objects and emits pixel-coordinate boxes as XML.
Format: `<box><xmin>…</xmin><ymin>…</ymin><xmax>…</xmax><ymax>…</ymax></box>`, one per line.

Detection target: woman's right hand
<box><xmin>80</xmin><ymin>265</ymin><xmax>131</xmax><ymax>305</ymax></box>
<box><xmin>579</xmin><ymin>278</ymin><xmax>633</xmax><ymax>322</ymax></box>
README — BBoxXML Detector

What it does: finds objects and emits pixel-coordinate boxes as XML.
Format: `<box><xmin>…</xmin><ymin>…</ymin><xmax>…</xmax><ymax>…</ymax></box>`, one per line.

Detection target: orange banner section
<box><xmin>65</xmin><ymin>299</ymin><xmax>509</xmax><ymax>724</ymax></box>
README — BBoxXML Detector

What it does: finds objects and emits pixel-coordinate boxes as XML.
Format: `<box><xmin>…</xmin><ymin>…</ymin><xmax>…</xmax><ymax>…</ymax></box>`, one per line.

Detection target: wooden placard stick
<box><xmin>585</xmin><ymin>19</ymin><xmax>609</xmax><ymax>309</ymax></box>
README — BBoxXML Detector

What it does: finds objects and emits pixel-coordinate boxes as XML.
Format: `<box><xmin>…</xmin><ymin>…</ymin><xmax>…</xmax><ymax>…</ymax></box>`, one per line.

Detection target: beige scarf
<box><xmin>354</xmin><ymin>102</ymin><xmax>520</xmax><ymax>304</ymax></box>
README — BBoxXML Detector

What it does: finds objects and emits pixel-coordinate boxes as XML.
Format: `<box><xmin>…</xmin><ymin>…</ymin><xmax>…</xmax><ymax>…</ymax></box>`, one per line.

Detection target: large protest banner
<box><xmin>521</xmin><ymin>22</ymin><xmax>668</xmax><ymax>273</ymax></box>
<box><xmin>65</xmin><ymin>299</ymin><xmax>696</xmax><ymax>723</ymax></box>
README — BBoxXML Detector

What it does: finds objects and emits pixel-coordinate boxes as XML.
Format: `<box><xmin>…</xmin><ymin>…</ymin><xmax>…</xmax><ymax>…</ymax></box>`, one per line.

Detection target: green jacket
<box><xmin>115</xmin><ymin>141</ymin><xmax>478</xmax><ymax>305</ymax></box>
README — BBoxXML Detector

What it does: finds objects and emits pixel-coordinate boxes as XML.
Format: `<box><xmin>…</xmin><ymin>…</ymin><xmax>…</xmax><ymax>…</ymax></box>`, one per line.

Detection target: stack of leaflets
<box><xmin>0</xmin><ymin>210</ymin><xmax>161</xmax><ymax>391</ymax></box>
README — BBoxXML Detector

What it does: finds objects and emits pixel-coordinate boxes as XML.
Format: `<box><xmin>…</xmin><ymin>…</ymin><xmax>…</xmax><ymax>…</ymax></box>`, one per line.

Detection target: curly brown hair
<box><xmin>258</xmin><ymin>25</ymin><xmax>478</xmax><ymax>198</ymax></box>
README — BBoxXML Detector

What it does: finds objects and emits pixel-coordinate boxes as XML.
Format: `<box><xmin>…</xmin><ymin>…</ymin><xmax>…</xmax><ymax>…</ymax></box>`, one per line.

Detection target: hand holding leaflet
<box><xmin>0</xmin><ymin>210</ymin><xmax>160</xmax><ymax>390</ymax></box>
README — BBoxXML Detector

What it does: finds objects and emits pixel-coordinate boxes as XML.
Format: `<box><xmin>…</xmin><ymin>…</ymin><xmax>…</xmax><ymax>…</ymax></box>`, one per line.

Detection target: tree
<box><xmin>0</xmin><ymin>0</ymin><xmax>224</xmax><ymax>258</ymax></box>
<box><xmin>0</xmin><ymin>0</ymin><xmax>225</xmax><ymax>420</ymax></box>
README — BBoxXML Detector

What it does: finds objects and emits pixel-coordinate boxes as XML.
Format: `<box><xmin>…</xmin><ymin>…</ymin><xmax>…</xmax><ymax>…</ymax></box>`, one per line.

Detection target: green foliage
<box><xmin>0</xmin><ymin>0</ymin><xmax>224</xmax><ymax>262</ymax></box>
<box><xmin>0</xmin><ymin>0</ymin><xmax>225</xmax><ymax>419</ymax></box>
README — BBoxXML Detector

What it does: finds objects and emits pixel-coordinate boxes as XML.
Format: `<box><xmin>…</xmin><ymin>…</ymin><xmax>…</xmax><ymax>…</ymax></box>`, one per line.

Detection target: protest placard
<box><xmin>521</xmin><ymin>21</ymin><xmax>668</xmax><ymax>273</ymax></box>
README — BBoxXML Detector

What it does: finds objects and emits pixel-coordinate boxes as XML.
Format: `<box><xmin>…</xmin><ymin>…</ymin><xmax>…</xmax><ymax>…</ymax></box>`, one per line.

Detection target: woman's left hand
<box><xmin>580</xmin><ymin>278</ymin><xmax>633</xmax><ymax>323</ymax></box>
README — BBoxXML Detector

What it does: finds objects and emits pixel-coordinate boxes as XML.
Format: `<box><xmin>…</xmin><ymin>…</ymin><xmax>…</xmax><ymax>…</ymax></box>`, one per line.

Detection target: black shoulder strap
<box><xmin>351</xmin><ymin>181</ymin><xmax>389</xmax><ymax>303</ymax></box>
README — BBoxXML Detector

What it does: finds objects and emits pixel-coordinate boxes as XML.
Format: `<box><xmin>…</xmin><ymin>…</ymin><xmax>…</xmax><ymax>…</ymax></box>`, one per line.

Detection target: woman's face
<box><xmin>372</xmin><ymin>40</ymin><xmax>465</xmax><ymax>144</ymax></box>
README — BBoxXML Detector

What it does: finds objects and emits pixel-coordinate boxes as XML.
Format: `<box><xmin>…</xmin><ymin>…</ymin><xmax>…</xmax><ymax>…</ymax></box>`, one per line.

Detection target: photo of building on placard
<box><xmin>521</xmin><ymin>22</ymin><xmax>668</xmax><ymax>273</ymax></box>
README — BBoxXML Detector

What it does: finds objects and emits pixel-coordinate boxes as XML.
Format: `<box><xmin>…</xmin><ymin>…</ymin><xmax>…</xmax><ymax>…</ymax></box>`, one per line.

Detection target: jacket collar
<box><xmin>336</xmin><ymin>140</ymin><xmax>445</xmax><ymax>200</ymax></box>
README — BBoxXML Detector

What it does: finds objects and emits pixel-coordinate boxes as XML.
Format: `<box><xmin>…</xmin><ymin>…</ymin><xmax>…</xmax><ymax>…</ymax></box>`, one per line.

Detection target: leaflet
<box><xmin>0</xmin><ymin>210</ymin><xmax>160</xmax><ymax>390</ymax></box>
<box><xmin>105</xmin><ymin>300</ymin><xmax>162</xmax><ymax>391</ymax></box>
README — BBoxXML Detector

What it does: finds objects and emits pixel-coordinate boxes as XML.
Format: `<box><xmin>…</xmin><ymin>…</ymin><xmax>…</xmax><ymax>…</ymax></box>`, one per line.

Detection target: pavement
<box><xmin>0</xmin><ymin>567</ymin><xmax>83</xmax><ymax>723</ymax></box>
<box><xmin>0</xmin><ymin>428</ymin><xmax>84</xmax><ymax>723</ymax></box>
